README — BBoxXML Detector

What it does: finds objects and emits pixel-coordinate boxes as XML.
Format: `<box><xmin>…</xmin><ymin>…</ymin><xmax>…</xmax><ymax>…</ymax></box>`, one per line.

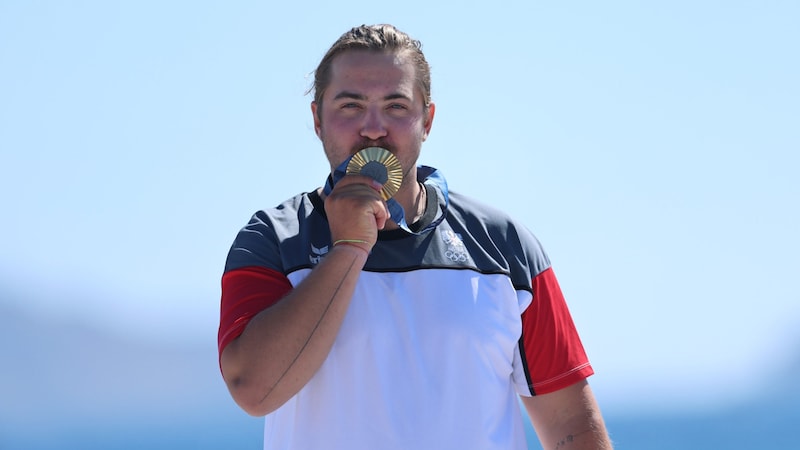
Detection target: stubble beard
<box><xmin>321</xmin><ymin>134</ymin><xmax>421</xmax><ymax>191</ymax></box>
<box><xmin>322</xmin><ymin>135</ymin><xmax>398</xmax><ymax>169</ymax></box>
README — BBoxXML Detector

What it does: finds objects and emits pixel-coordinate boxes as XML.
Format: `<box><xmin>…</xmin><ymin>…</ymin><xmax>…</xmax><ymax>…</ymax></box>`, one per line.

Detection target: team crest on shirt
<box><xmin>309</xmin><ymin>243</ymin><xmax>329</xmax><ymax>265</ymax></box>
<box><xmin>441</xmin><ymin>230</ymin><xmax>470</xmax><ymax>263</ymax></box>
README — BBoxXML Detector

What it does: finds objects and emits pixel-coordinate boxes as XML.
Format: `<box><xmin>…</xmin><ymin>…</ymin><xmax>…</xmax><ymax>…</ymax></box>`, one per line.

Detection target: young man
<box><xmin>218</xmin><ymin>24</ymin><xmax>613</xmax><ymax>450</ymax></box>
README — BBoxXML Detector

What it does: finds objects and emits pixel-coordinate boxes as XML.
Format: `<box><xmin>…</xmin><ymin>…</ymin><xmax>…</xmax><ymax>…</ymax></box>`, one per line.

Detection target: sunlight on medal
<box><xmin>346</xmin><ymin>147</ymin><xmax>403</xmax><ymax>200</ymax></box>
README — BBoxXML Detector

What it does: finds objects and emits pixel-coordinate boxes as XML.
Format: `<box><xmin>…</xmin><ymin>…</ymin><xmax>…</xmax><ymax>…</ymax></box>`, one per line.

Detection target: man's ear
<box><xmin>422</xmin><ymin>102</ymin><xmax>436</xmax><ymax>141</ymax></box>
<box><xmin>311</xmin><ymin>101</ymin><xmax>321</xmax><ymax>138</ymax></box>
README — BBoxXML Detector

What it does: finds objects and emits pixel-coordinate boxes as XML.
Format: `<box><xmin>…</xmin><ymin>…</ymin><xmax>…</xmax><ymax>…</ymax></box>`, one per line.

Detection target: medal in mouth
<box><xmin>345</xmin><ymin>147</ymin><xmax>403</xmax><ymax>200</ymax></box>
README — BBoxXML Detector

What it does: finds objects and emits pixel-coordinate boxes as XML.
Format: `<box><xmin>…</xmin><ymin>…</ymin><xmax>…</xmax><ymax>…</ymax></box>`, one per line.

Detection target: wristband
<box><xmin>333</xmin><ymin>239</ymin><xmax>370</xmax><ymax>247</ymax></box>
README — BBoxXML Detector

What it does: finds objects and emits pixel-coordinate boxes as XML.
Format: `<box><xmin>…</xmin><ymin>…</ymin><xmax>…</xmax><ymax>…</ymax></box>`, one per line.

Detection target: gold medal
<box><xmin>346</xmin><ymin>147</ymin><xmax>403</xmax><ymax>200</ymax></box>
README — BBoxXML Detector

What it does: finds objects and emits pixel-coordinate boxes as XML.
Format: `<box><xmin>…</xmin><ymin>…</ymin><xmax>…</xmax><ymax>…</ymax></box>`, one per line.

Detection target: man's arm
<box><xmin>522</xmin><ymin>380</ymin><xmax>613</xmax><ymax>450</ymax></box>
<box><xmin>220</xmin><ymin>176</ymin><xmax>388</xmax><ymax>416</ymax></box>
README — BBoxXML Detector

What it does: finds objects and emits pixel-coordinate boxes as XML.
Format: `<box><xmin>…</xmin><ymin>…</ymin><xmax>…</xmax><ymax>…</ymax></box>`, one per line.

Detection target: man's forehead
<box><xmin>332</xmin><ymin>48</ymin><xmax>409</xmax><ymax>67</ymax></box>
<box><xmin>326</xmin><ymin>50</ymin><xmax>417</xmax><ymax>98</ymax></box>
<box><xmin>330</xmin><ymin>50</ymin><xmax>415</xmax><ymax>78</ymax></box>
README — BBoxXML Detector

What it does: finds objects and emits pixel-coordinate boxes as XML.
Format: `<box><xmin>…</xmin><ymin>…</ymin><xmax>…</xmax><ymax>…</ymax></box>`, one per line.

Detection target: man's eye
<box><xmin>388</xmin><ymin>104</ymin><xmax>408</xmax><ymax>110</ymax></box>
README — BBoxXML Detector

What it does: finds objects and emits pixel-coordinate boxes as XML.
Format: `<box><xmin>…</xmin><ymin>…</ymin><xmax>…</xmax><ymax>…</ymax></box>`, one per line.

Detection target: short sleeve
<box><xmin>516</xmin><ymin>267</ymin><xmax>594</xmax><ymax>395</ymax></box>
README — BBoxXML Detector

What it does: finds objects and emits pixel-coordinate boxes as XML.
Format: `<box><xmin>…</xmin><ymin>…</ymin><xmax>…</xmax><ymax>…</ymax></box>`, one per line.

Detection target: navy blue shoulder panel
<box><xmin>224</xmin><ymin>192</ymin><xmax>333</xmax><ymax>274</ymax></box>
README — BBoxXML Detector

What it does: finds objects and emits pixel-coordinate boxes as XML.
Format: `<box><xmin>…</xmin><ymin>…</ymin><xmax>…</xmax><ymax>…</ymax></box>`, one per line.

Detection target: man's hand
<box><xmin>324</xmin><ymin>175</ymin><xmax>389</xmax><ymax>253</ymax></box>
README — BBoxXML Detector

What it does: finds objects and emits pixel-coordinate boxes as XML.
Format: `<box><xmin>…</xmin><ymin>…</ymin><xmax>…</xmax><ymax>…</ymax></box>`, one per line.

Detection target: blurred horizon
<box><xmin>2</xmin><ymin>296</ymin><xmax>798</xmax><ymax>449</ymax></box>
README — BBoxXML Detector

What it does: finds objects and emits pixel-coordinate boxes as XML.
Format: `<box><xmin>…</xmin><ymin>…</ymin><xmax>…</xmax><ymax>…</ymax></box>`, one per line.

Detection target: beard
<box><xmin>348</xmin><ymin>138</ymin><xmax>396</xmax><ymax>155</ymax></box>
<box><xmin>322</xmin><ymin>136</ymin><xmax>398</xmax><ymax>169</ymax></box>
<box><xmin>321</xmin><ymin>135</ymin><xmax>420</xmax><ymax>185</ymax></box>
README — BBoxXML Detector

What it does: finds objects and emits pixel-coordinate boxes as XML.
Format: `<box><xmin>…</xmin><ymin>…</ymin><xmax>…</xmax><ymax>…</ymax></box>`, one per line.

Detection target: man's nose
<box><xmin>360</xmin><ymin>109</ymin><xmax>388</xmax><ymax>140</ymax></box>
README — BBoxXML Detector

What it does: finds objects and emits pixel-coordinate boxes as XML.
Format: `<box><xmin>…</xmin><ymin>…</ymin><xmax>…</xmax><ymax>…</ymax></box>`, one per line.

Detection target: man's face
<box><xmin>312</xmin><ymin>50</ymin><xmax>435</xmax><ymax>181</ymax></box>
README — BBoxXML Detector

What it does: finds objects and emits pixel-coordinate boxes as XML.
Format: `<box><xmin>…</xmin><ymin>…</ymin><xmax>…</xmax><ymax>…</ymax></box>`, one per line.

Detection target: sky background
<box><xmin>1</xmin><ymin>0</ymin><xmax>798</xmax><ymax>445</ymax></box>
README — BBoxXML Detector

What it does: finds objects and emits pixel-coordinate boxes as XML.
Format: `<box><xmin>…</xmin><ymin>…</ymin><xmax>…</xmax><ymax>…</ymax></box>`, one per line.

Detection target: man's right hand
<box><xmin>324</xmin><ymin>175</ymin><xmax>389</xmax><ymax>253</ymax></box>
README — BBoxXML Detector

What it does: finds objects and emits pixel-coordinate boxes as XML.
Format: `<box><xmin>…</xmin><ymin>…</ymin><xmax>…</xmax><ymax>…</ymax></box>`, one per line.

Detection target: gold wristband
<box><xmin>333</xmin><ymin>239</ymin><xmax>370</xmax><ymax>247</ymax></box>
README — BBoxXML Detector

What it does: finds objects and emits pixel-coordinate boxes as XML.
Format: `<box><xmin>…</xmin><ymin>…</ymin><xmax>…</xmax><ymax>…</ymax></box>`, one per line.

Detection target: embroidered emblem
<box><xmin>309</xmin><ymin>243</ymin><xmax>329</xmax><ymax>265</ymax></box>
<box><xmin>441</xmin><ymin>230</ymin><xmax>469</xmax><ymax>263</ymax></box>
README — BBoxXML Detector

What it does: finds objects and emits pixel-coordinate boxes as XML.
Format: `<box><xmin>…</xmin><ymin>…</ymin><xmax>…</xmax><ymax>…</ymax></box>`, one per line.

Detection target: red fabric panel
<box><xmin>218</xmin><ymin>266</ymin><xmax>293</xmax><ymax>357</ymax></box>
<box><xmin>520</xmin><ymin>267</ymin><xmax>594</xmax><ymax>395</ymax></box>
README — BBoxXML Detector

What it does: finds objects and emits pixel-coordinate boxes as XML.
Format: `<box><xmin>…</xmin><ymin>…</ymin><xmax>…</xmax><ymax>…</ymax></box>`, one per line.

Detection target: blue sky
<box><xmin>1</xmin><ymin>0</ymin><xmax>798</xmax><ymax>417</ymax></box>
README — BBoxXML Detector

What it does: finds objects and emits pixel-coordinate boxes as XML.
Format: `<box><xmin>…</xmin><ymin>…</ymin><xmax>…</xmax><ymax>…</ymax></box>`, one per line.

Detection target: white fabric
<box><xmin>262</xmin><ymin>268</ymin><xmax>534</xmax><ymax>450</ymax></box>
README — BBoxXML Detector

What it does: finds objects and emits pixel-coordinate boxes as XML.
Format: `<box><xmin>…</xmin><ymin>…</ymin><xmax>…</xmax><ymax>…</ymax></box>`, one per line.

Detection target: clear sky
<box><xmin>1</xmin><ymin>0</ymin><xmax>798</xmax><ymax>415</ymax></box>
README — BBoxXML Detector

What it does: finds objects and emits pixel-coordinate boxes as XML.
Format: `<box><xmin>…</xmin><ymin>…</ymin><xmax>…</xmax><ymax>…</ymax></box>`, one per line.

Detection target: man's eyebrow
<box><xmin>332</xmin><ymin>91</ymin><xmax>365</xmax><ymax>101</ymax></box>
<box><xmin>384</xmin><ymin>93</ymin><xmax>412</xmax><ymax>102</ymax></box>
<box><xmin>331</xmin><ymin>91</ymin><xmax>412</xmax><ymax>102</ymax></box>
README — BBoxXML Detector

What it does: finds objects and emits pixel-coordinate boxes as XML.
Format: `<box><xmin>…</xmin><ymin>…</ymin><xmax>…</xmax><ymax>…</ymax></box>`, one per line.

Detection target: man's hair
<box><xmin>311</xmin><ymin>24</ymin><xmax>432</xmax><ymax>113</ymax></box>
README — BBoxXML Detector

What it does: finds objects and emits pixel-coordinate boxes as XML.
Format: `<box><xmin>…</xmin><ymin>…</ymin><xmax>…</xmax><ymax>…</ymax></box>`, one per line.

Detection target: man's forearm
<box><xmin>523</xmin><ymin>381</ymin><xmax>613</xmax><ymax>450</ymax></box>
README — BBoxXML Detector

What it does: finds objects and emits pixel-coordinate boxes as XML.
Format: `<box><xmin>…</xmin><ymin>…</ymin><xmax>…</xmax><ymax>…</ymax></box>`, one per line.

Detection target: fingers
<box><xmin>324</xmin><ymin>175</ymin><xmax>389</xmax><ymax>252</ymax></box>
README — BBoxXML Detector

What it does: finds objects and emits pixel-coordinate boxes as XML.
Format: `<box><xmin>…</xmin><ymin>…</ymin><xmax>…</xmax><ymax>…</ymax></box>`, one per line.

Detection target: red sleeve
<box><xmin>217</xmin><ymin>266</ymin><xmax>293</xmax><ymax>357</ymax></box>
<box><xmin>520</xmin><ymin>267</ymin><xmax>594</xmax><ymax>395</ymax></box>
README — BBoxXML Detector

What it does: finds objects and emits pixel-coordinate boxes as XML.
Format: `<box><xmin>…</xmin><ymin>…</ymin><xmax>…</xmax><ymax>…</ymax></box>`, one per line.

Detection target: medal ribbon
<box><xmin>322</xmin><ymin>156</ymin><xmax>449</xmax><ymax>235</ymax></box>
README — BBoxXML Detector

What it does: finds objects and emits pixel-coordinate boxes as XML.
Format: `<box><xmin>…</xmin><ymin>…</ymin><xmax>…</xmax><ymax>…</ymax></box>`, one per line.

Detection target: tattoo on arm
<box><xmin>554</xmin><ymin>434</ymin><xmax>574</xmax><ymax>449</ymax></box>
<box><xmin>553</xmin><ymin>429</ymin><xmax>592</xmax><ymax>449</ymax></box>
<box><xmin>259</xmin><ymin>254</ymin><xmax>360</xmax><ymax>404</ymax></box>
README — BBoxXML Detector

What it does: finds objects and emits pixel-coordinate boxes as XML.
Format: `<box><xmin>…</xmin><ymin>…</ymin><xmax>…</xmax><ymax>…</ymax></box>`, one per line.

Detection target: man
<box><xmin>218</xmin><ymin>24</ymin><xmax>612</xmax><ymax>449</ymax></box>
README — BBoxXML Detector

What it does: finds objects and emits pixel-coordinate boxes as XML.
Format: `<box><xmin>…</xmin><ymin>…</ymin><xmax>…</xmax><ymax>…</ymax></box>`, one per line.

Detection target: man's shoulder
<box><xmin>445</xmin><ymin>189</ymin><xmax>550</xmax><ymax>268</ymax></box>
<box><xmin>446</xmin><ymin>190</ymin><xmax>526</xmax><ymax>228</ymax></box>
<box><xmin>230</xmin><ymin>190</ymin><xmax>321</xmax><ymax>246</ymax></box>
<box><xmin>248</xmin><ymin>190</ymin><xmax>320</xmax><ymax>221</ymax></box>
<box><xmin>225</xmin><ymin>190</ymin><xmax>324</xmax><ymax>273</ymax></box>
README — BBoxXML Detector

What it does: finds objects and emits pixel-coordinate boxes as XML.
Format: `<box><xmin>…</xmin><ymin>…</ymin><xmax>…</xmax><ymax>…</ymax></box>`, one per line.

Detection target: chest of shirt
<box><xmin>287</xmin><ymin>268</ymin><xmax>525</xmax><ymax>368</ymax></box>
